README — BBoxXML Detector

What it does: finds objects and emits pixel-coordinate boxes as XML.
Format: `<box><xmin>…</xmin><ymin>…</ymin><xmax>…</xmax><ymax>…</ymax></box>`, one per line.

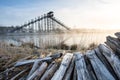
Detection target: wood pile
<box><xmin>0</xmin><ymin>32</ymin><xmax>120</xmax><ymax>80</ymax></box>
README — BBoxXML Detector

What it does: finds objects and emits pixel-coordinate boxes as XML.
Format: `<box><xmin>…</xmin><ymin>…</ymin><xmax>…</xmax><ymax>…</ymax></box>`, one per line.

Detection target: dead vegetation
<box><xmin>0</xmin><ymin>41</ymin><xmax>98</xmax><ymax>73</ymax></box>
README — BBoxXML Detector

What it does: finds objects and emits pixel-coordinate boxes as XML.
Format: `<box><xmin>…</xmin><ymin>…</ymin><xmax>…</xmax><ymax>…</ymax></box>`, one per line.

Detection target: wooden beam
<box><xmin>14</xmin><ymin>53</ymin><xmax>62</xmax><ymax>67</ymax></box>
<box><xmin>86</xmin><ymin>50</ymin><xmax>115</xmax><ymax>80</ymax></box>
<box><xmin>63</xmin><ymin>56</ymin><xmax>75</xmax><ymax>80</ymax></box>
<box><xmin>27</xmin><ymin>60</ymin><xmax>41</xmax><ymax>78</ymax></box>
<box><xmin>98</xmin><ymin>44</ymin><xmax>120</xmax><ymax>79</ymax></box>
<box><xmin>74</xmin><ymin>52</ymin><xmax>93</xmax><ymax>80</ymax></box>
<box><xmin>27</xmin><ymin>62</ymin><xmax>48</xmax><ymax>80</ymax></box>
<box><xmin>51</xmin><ymin>53</ymin><xmax>73</xmax><ymax>80</ymax></box>
<box><xmin>94</xmin><ymin>47</ymin><xmax>119</xmax><ymax>80</ymax></box>
<box><xmin>10</xmin><ymin>68</ymin><xmax>30</xmax><ymax>80</ymax></box>
<box><xmin>41</xmin><ymin>61</ymin><xmax>58</xmax><ymax>80</ymax></box>
<box><xmin>14</xmin><ymin>57</ymin><xmax>51</xmax><ymax>67</ymax></box>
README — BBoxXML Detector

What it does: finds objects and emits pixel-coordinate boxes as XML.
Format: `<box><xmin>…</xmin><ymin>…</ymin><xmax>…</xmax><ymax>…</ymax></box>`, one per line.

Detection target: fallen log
<box><xmin>10</xmin><ymin>68</ymin><xmax>30</xmax><ymax>80</ymax></box>
<box><xmin>51</xmin><ymin>53</ymin><xmax>73</xmax><ymax>80</ymax></box>
<box><xmin>115</xmin><ymin>32</ymin><xmax>120</xmax><ymax>39</ymax></box>
<box><xmin>27</xmin><ymin>62</ymin><xmax>48</xmax><ymax>80</ymax></box>
<box><xmin>27</xmin><ymin>60</ymin><xmax>41</xmax><ymax>78</ymax></box>
<box><xmin>0</xmin><ymin>55</ymin><xmax>33</xmax><ymax>77</ymax></box>
<box><xmin>74</xmin><ymin>52</ymin><xmax>93</xmax><ymax>80</ymax></box>
<box><xmin>41</xmin><ymin>61</ymin><xmax>58</xmax><ymax>80</ymax></box>
<box><xmin>105</xmin><ymin>40</ymin><xmax>120</xmax><ymax>58</ymax></box>
<box><xmin>107</xmin><ymin>36</ymin><xmax>120</xmax><ymax>48</ymax></box>
<box><xmin>94</xmin><ymin>47</ymin><xmax>119</xmax><ymax>80</ymax></box>
<box><xmin>0</xmin><ymin>67</ymin><xmax>15</xmax><ymax>80</ymax></box>
<box><xmin>84</xmin><ymin>55</ymin><xmax>97</xmax><ymax>80</ymax></box>
<box><xmin>14</xmin><ymin>57</ymin><xmax>51</xmax><ymax>67</ymax></box>
<box><xmin>49</xmin><ymin>53</ymin><xmax>63</xmax><ymax>59</ymax></box>
<box><xmin>4</xmin><ymin>55</ymin><xmax>33</xmax><ymax>68</ymax></box>
<box><xmin>63</xmin><ymin>55</ymin><xmax>75</xmax><ymax>80</ymax></box>
<box><xmin>15</xmin><ymin>53</ymin><xmax>62</xmax><ymax>67</ymax></box>
<box><xmin>72</xmin><ymin>65</ymin><xmax>77</xmax><ymax>80</ymax></box>
<box><xmin>106</xmin><ymin>36</ymin><xmax>120</xmax><ymax>54</ymax></box>
<box><xmin>98</xmin><ymin>44</ymin><xmax>120</xmax><ymax>79</ymax></box>
<box><xmin>86</xmin><ymin>50</ymin><xmax>115</xmax><ymax>80</ymax></box>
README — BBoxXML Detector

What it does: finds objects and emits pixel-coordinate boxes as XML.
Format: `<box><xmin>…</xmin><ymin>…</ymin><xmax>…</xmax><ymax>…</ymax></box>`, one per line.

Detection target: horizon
<box><xmin>0</xmin><ymin>0</ymin><xmax>120</xmax><ymax>29</ymax></box>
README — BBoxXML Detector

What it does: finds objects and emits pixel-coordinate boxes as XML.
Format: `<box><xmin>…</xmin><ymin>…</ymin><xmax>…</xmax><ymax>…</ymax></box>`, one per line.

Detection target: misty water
<box><xmin>0</xmin><ymin>32</ymin><xmax>115</xmax><ymax>49</ymax></box>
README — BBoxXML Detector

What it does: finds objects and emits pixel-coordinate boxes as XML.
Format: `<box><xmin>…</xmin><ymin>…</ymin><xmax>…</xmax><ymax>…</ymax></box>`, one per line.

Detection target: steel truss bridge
<box><xmin>10</xmin><ymin>11</ymin><xmax>70</xmax><ymax>33</ymax></box>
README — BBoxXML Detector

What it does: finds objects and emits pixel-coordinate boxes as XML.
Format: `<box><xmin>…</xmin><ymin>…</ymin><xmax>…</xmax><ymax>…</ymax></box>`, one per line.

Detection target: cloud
<box><xmin>55</xmin><ymin>0</ymin><xmax>120</xmax><ymax>29</ymax></box>
<box><xmin>0</xmin><ymin>0</ymin><xmax>120</xmax><ymax>29</ymax></box>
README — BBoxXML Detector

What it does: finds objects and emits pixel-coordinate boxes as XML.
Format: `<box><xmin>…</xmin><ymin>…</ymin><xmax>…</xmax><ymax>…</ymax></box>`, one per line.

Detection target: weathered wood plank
<box><xmin>27</xmin><ymin>62</ymin><xmax>48</xmax><ymax>80</ymax></box>
<box><xmin>5</xmin><ymin>55</ymin><xmax>33</xmax><ymax>68</ymax></box>
<box><xmin>51</xmin><ymin>53</ymin><xmax>73</xmax><ymax>80</ymax></box>
<box><xmin>14</xmin><ymin>57</ymin><xmax>51</xmax><ymax>67</ymax></box>
<box><xmin>15</xmin><ymin>53</ymin><xmax>62</xmax><ymax>67</ymax></box>
<box><xmin>86</xmin><ymin>50</ymin><xmax>115</xmax><ymax>80</ymax></box>
<box><xmin>10</xmin><ymin>68</ymin><xmax>30</xmax><ymax>80</ymax></box>
<box><xmin>27</xmin><ymin>60</ymin><xmax>41</xmax><ymax>79</ymax></box>
<box><xmin>84</xmin><ymin>55</ymin><xmax>97</xmax><ymax>80</ymax></box>
<box><xmin>41</xmin><ymin>61</ymin><xmax>58</xmax><ymax>80</ymax></box>
<box><xmin>115</xmin><ymin>32</ymin><xmax>120</xmax><ymax>39</ymax></box>
<box><xmin>98</xmin><ymin>44</ymin><xmax>120</xmax><ymax>79</ymax></box>
<box><xmin>72</xmin><ymin>65</ymin><xmax>77</xmax><ymax>80</ymax></box>
<box><xmin>94</xmin><ymin>47</ymin><xmax>119</xmax><ymax>80</ymax></box>
<box><xmin>49</xmin><ymin>53</ymin><xmax>63</xmax><ymax>59</ymax></box>
<box><xmin>107</xmin><ymin>36</ymin><xmax>120</xmax><ymax>48</ymax></box>
<box><xmin>63</xmin><ymin>56</ymin><xmax>75</xmax><ymax>80</ymax></box>
<box><xmin>106</xmin><ymin>36</ymin><xmax>120</xmax><ymax>55</ymax></box>
<box><xmin>105</xmin><ymin>40</ymin><xmax>120</xmax><ymax>58</ymax></box>
<box><xmin>74</xmin><ymin>52</ymin><xmax>93</xmax><ymax>80</ymax></box>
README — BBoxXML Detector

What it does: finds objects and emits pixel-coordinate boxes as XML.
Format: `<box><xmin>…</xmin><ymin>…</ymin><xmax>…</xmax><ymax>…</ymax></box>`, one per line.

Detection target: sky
<box><xmin>0</xmin><ymin>0</ymin><xmax>120</xmax><ymax>29</ymax></box>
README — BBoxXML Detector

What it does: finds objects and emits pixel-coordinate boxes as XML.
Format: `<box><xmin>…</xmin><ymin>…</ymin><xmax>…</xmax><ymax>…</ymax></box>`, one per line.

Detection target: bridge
<box><xmin>9</xmin><ymin>11</ymin><xmax>70</xmax><ymax>33</ymax></box>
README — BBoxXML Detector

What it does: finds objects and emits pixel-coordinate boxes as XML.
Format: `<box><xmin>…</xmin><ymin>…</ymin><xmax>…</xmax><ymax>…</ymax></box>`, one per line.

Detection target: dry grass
<box><xmin>0</xmin><ymin>41</ymin><xmax>98</xmax><ymax>72</ymax></box>
<box><xmin>0</xmin><ymin>42</ymin><xmax>34</xmax><ymax>72</ymax></box>
<box><xmin>87</xmin><ymin>42</ymin><xmax>98</xmax><ymax>50</ymax></box>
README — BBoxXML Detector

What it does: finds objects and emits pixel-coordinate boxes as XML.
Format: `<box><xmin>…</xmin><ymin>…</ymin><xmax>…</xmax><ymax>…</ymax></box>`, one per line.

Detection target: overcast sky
<box><xmin>0</xmin><ymin>0</ymin><xmax>120</xmax><ymax>29</ymax></box>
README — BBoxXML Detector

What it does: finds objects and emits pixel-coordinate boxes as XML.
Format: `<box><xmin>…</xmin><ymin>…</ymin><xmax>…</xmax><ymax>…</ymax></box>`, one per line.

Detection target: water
<box><xmin>0</xmin><ymin>32</ymin><xmax>116</xmax><ymax>49</ymax></box>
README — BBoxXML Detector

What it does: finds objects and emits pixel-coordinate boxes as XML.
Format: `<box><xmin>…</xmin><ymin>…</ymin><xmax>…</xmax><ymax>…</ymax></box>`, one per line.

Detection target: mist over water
<box><xmin>0</xmin><ymin>31</ymin><xmax>116</xmax><ymax>49</ymax></box>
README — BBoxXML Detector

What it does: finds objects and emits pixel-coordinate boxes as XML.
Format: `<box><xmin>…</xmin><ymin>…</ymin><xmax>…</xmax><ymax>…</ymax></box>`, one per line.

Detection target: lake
<box><xmin>0</xmin><ymin>31</ymin><xmax>116</xmax><ymax>49</ymax></box>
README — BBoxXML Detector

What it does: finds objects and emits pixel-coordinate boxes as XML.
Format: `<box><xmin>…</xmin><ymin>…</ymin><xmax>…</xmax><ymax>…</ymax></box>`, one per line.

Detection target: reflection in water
<box><xmin>0</xmin><ymin>32</ymin><xmax>115</xmax><ymax>49</ymax></box>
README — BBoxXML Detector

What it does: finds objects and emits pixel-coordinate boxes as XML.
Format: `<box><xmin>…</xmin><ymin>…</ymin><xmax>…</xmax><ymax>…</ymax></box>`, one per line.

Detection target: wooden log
<box><xmin>51</xmin><ymin>53</ymin><xmax>73</xmax><ymax>80</ymax></box>
<box><xmin>107</xmin><ymin>36</ymin><xmax>120</xmax><ymax>48</ymax></box>
<box><xmin>27</xmin><ymin>62</ymin><xmax>48</xmax><ymax>80</ymax></box>
<box><xmin>40</xmin><ymin>61</ymin><xmax>58</xmax><ymax>80</ymax></box>
<box><xmin>94</xmin><ymin>47</ymin><xmax>119</xmax><ymax>80</ymax></box>
<box><xmin>98</xmin><ymin>44</ymin><xmax>120</xmax><ymax>79</ymax></box>
<box><xmin>63</xmin><ymin>56</ymin><xmax>75</xmax><ymax>80</ymax></box>
<box><xmin>105</xmin><ymin>39</ymin><xmax>120</xmax><ymax>58</ymax></box>
<box><xmin>74</xmin><ymin>52</ymin><xmax>93</xmax><ymax>80</ymax></box>
<box><xmin>5</xmin><ymin>55</ymin><xmax>33</xmax><ymax>68</ymax></box>
<box><xmin>84</xmin><ymin>55</ymin><xmax>97</xmax><ymax>80</ymax></box>
<box><xmin>10</xmin><ymin>68</ymin><xmax>30</xmax><ymax>80</ymax></box>
<box><xmin>27</xmin><ymin>60</ymin><xmax>41</xmax><ymax>79</ymax></box>
<box><xmin>49</xmin><ymin>53</ymin><xmax>63</xmax><ymax>59</ymax></box>
<box><xmin>14</xmin><ymin>53</ymin><xmax>62</xmax><ymax>67</ymax></box>
<box><xmin>72</xmin><ymin>65</ymin><xmax>77</xmax><ymax>80</ymax></box>
<box><xmin>86</xmin><ymin>50</ymin><xmax>115</xmax><ymax>80</ymax></box>
<box><xmin>105</xmin><ymin>40</ymin><xmax>117</xmax><ymax>52</ymax></box>
<box><xmin>0</xmin><ymin>67</ymin><xmax>15</xmax><ymax>80</ymax></box>
<box><xmin>116</xmin><ymin>48</ymin><xmax>120</xmax><ymax>58</ymax></box>
<box><xmin>115</xmin><ymin>32</ymin><xmax>120</xmax><ymax>39</ymax></box>
<box><xmin>14</xmin><ymin>57</ymin><xmax>51</xmax><ymax>67</ymax></box>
